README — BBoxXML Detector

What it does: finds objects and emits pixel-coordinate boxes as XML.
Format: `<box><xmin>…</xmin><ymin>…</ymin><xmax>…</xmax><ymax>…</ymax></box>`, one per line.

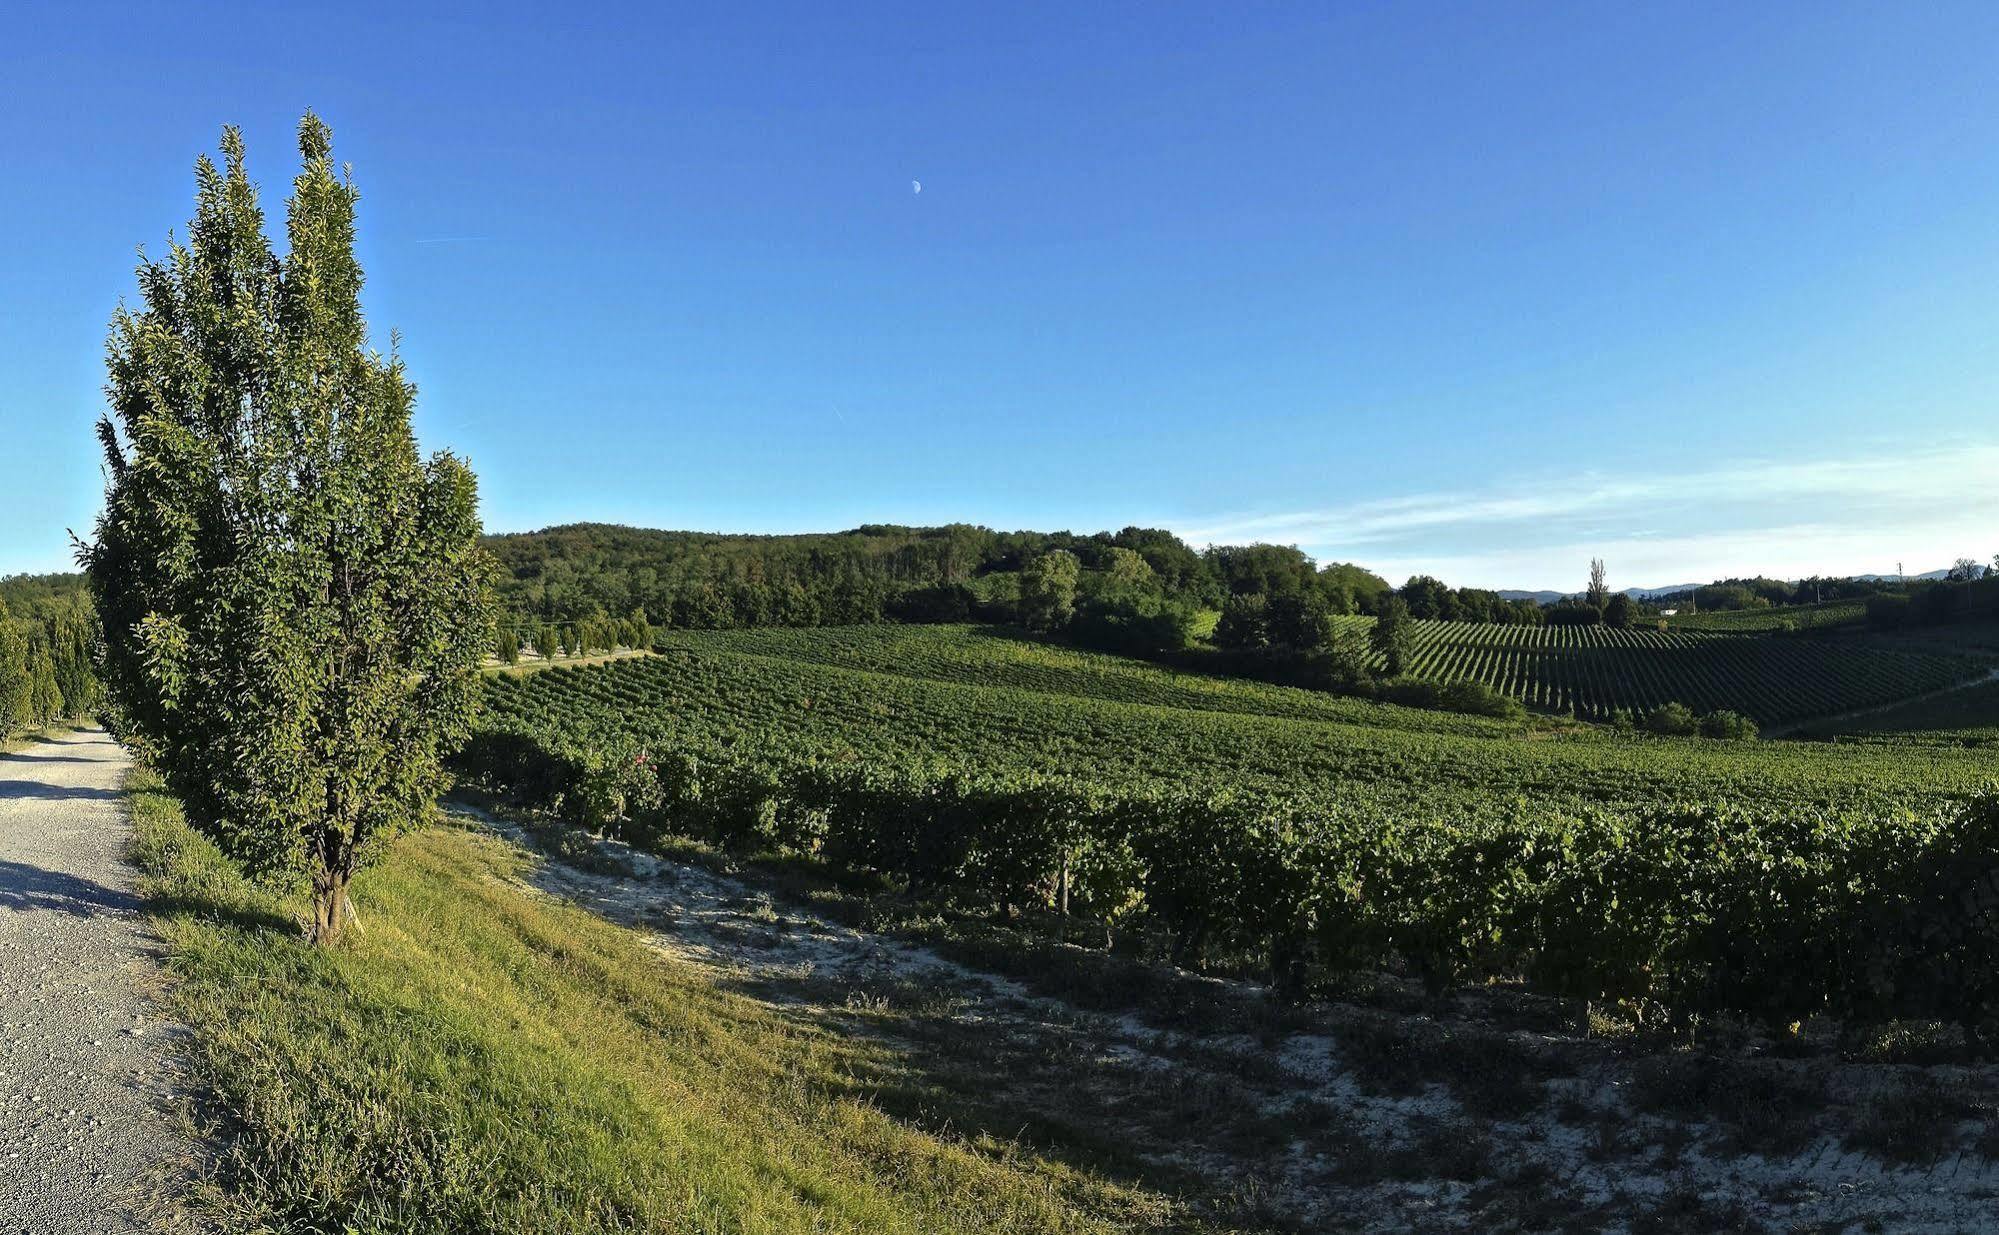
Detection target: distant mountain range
<box><xmin>1496</xmin><ymin>584</ymin><xmax>1701</xmax><ymax>605</ymax></box>
<box><xmin>1497</xmin><ymin>569</ymin><xmax>1954</xmax><ymax>606</ymax></box>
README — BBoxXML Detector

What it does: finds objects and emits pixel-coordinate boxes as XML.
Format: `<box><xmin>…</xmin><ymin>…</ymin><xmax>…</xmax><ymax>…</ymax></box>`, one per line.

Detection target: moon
<box><xmin>912</xmin><ymin>180</ymin><xmax>922</xmax><ymax>195</ymax></box>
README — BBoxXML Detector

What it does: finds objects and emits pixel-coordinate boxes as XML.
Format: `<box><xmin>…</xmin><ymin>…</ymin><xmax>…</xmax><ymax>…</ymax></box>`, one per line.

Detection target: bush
<box><xmin>1437</xmin><ymin>680</ymin><xmax>1526</xmax><ymax>720</ymax></box>
<box><xmin>1068</xmin><ymin>595</ymin><xmax>1197</xmax><ymax>656</ymax></box>
<box><xmin>1698</xmin><ymin>710</ymin><xmax>1759</xmax><ymax>740</ymax></box>
<box><xmin>1867</xmin><ymin>594</ymin><xmax>1912</xmax><ymax>630</ymax></box>
<box><xmin>1545</xmin><ymin>600</ymin><xmax>1603</xmax><ymax>626</ymax></box>
<box><xmin>888</xmin><ymin>583</ymin><xmax>975</xmax><ymax>624</ymax></box>
<box><xmin>1643</xmin><ymin>702</ymin><xmax>1699</xmax><ymax>736</ymax></box>
<box><xmin>1377</xmin><ymin>678</ymin><xmax>1440</xmax><ymax>710</ymax></box>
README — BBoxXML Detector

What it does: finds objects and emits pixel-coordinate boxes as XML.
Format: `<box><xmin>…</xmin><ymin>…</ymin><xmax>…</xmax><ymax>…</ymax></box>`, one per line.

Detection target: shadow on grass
<box><xmin>124</xmin><ymin>783</ymin><xmax>300</xmax><ymax>939</ymax></box>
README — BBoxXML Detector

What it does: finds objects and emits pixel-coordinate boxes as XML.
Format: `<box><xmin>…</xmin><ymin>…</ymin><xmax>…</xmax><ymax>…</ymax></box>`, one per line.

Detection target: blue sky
<box><xmin>3</xmin><ymin>2</ymin><xmax>1996</xmax><ymax>590</ymax></box>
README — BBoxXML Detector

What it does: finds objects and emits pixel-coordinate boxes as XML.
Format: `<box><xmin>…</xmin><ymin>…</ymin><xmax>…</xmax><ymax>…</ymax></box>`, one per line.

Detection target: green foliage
<box><xmin>1698</xmin><ymin>709</ymin><xmax>1759</xmax><ymax>740</ymax></box>
<box><xmin>1211</xmin><ymin>593</ymin><xmax>1269</xmax><ymax>651</ymax></box>
<box><xmin>1018</xmin><ymin>550</ymin><xmax>1081</xmax><ymax>632</ymax></box>
<box><xmin>1436</xmin><ymin>680</ymin><xmax>1526</xmax><ymax>720</ymax></box>
<box><xmin>1068</xmin><ymin>593</ymin><xmax>1197</xmax><ymax>656</ymax></box>
<box><xmin>1867</xmin><ymin>594</ymin><xmax>1914</xmax><ymax>630</ymax></box>
<box><xmin>1643</xmin><ymin>702</ymin><xmax>1699</xmax><ymax>736</ymax></box>
<box><xmin>0</xmin><ymin>582</ymin><xmax>99</xmax><ymax>736</ymax></box>
<box><xmin>84</xmin><ymin>117</ymin><xmax>491</xmax><ymax>943</ymax></box>
<box><xmin>0</xmin><ymin>599</ymin><xmax>29</xmax><ymax>734</ymax></box>
<box><xmin>485</xmin><ymin>521</ymin><xmax>1221</xmax><ymax>634</ymax></box>
<box><xmin>1369</xmin><ymin>596</ymin><xmax>1412</xmax><ymax>675</ymax></box>
<box><xmin>1265</xmin><ymin>591</ymin><xmax>1333</xmax><ymax>650</ymax></box>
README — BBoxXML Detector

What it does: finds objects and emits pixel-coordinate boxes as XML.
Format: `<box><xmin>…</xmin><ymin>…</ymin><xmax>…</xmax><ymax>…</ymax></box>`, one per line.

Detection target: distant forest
<box><xmin>485</xmin><ymin>522</ymin><xmax>1397</xmax><ymax>636</ymax></box>
<box><xmin>0</xmin><ymin>572</ymin><xmax>99</xmax><ymax>735</ymax></box>
<box><xmin>488</xmin><ymin>522</ymin><xmax>1999</xmax><ymax>640</ymax></box>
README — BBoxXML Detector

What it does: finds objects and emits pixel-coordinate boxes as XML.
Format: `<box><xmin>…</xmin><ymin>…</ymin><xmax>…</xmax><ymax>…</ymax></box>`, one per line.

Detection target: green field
<box><xmin>1328</xmin><ymin>615</ymin><xmax>1988</xmax><ymax>723</ymax></box>
<box><xmin>1664</xmin><ymin>598</ymin><xmax>1867</xmax><ymax>633</ymax></box>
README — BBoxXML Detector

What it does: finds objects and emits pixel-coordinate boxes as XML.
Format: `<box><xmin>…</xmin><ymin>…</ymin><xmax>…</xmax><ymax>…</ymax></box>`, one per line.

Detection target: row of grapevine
<box><xmin>1666</xmin><ymin>599</ymin><xmax>1867</xmax><ymax>633</ymax></box>
<box><xmin>1333</xmin><ymin>617</ymin><xmax>1987</xmax><ymax>723</ymax></box>
<box><xmin>461</xmin><ymin>674</ymin><xmax>1999</xmax><ymax>1023</ymax></box>
<box><xmin>460</xmin><ymin>642</ymin><xmax>1999</xmax><ymax>1022</ymax></box>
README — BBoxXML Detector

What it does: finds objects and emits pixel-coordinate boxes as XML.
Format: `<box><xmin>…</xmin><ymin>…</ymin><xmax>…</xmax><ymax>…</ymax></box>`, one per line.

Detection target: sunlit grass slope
<box><xmin>129</xmin><ymin>773</ymin><xmax>1205</xmax><ymax>1235</ymax></box>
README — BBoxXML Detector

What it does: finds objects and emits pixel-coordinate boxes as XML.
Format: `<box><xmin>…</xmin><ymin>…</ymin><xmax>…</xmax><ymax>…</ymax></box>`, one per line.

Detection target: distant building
<box><xmin>1659</xmin><ymin>608</ymin><xmax>1679</xmax><ymax>617</ymax></box>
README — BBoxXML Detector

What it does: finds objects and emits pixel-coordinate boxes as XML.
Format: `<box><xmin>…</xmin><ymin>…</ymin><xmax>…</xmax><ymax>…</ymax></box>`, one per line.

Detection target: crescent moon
<box><xmin>912</xmin><ymin>180</ymin><xmax>922</xmax><ymax>194</ymax></box>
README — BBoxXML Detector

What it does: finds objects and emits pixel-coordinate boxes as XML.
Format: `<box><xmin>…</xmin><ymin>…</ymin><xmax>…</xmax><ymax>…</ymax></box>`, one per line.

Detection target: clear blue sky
<box><xmin>4</xmin><ymin>2</ymin><xmax>1997</xmax><ymax>590</ymax></box>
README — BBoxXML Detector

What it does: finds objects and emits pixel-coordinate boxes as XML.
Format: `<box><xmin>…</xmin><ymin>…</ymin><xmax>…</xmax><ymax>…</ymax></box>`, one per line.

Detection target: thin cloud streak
<box><xmin>1179</xmin><ymin>443</ymin><xmax>1999</xmax><ymax>549</ymax></box>
<box><xmin>1170</xmin><ymin>442</ymin><xmax>1999</xmax><ymax>590</ymax></box>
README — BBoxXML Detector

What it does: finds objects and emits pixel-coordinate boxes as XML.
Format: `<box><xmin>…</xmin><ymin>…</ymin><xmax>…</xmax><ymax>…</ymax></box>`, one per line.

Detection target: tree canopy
<box><xmin>84</xmin><ymin>117</ymin><xmax>492</xmax><ymax>944</ymax></box>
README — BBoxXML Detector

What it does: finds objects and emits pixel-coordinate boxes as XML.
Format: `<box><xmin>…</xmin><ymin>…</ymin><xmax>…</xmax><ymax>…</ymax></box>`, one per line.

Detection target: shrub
<box><xmin>1698</xmin><ymin>710</ymin><xmax>1759</xmax><ymax>740</ymax></box>
<box><xmin>1437</xmin><ymin>680</ymin><xmax>1526</xmax><ymax>720</ymax></box>
<box><xmin>1378</xmin><ymin>678</ymin><xmax>1440</xmax><ymax>710</ymax></box>
<box><xmin>1867</xmin><ymin>594</ymin><xmax>1912</xmax><ymax>630</ymax></box>
<box><xmin>1643</xmin><ymin>702</ymin><xmax>1699</xmax><ymax>736</ymax></box>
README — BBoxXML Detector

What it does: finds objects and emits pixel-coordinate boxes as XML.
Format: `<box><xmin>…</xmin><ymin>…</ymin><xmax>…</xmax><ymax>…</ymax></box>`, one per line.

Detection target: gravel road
<box><xmin>0</xmin><ymin>729</ymin><xmax>172</xmax><ymax>1233</ymax></box>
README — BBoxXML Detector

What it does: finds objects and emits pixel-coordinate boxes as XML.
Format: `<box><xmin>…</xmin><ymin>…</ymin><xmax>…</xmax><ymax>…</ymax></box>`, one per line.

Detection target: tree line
<box><xmin>0</xmin><ymin>578</ymin><xmax>99</xmax><ymax>737</ymax></box>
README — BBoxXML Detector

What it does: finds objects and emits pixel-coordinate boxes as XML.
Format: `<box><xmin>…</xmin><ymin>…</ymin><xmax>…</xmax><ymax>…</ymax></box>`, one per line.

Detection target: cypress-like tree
<box><xmin>0</xmin><ymin>600</ymin><xmax>28</xmax><ymax>734</ymax></box>
<box><xmin>28</xmin><ymin>641</ymin><xmax>63</xmax><ymax>727</ymax></box>
<box><xmin>84</xmin><ymin>117</ymin><xmax>492</xmax><ymax>945</ymax></box>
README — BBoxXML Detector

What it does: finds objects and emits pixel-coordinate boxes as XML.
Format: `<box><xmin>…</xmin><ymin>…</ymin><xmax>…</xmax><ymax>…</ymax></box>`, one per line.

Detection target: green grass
<box><xmin>128</xmin><ymin>772</ymin><xmax>1212</xmax><ymax>1234</ymax></box>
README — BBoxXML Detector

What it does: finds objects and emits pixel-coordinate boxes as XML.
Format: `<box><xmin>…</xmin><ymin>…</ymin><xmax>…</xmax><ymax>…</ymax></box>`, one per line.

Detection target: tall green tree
<box><xmin>1019</xmin><ymin>550</ymin><xmax>1081</xmax><ymax>632</ymax></box>
<box><xmin>27</xmin><ymin>639</ymin><xmax>63</xmax><ymax>727</ymax></box>
<box><xmin>0</xmin><ymin>600</ymin><xmax>29</xmax><ymax>734</ymax></box>
<box><xmin>1211</xmin><ymin>593</ymin><xmax>1270</xmax><ymax>650</ymax></box>
<box><xmin>1370</xmin><ymin>595</ymin><xmax>1412</xmax><ymax>676</ymax></box>
<box><xmin>84</xmin><ymin>117</ymin><xmax>492</xmax><ymax>945</ymax></box>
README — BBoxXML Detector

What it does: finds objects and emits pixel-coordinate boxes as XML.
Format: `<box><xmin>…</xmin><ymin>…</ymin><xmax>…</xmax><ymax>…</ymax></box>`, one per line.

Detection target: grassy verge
<box><xmin>128</xmin><ymin>771</ymin><xmax>1207</xmax><ymax>1234</ymax></box>
<box><xmin>0</xmin><ymin>717</ymin><xmax>93</xmax><ymax>752</ymax></box>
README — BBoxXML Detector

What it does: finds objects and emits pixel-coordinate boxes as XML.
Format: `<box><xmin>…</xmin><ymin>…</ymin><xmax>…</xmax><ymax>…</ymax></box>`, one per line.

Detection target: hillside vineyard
<box><xmin>1327</xmin><ymin>616</ymin><xmax>1986</xmax><ymax>722</ymax></box>
<box><xmin>459</xmin><ymin>626</ymin><xmax>1999</xmax><ymax>1024</ymax></box>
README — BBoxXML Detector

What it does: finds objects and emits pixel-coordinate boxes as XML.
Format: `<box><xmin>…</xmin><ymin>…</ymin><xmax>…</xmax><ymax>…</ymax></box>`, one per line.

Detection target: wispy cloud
<box><xmin>1171</xmin><ymin>441</ymin><xmax>1999</xmax><ymax>589</ymax></box>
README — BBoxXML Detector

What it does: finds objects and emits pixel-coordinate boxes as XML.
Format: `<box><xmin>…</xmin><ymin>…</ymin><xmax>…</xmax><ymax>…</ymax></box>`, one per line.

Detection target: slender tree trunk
<box><xmin>310</xmin><ymin>865</ymin><xmax>350</xmax><ymax>946</ymax></box>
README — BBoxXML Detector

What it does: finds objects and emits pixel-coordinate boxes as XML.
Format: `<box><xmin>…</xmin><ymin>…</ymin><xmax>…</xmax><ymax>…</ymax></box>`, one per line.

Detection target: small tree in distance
<box><xmin>1370</xmin><ymin>595</ymin><xmax>1412</xmax><ymax>675</ymax></box>
<box><xmin>85</xmin><ymin>117</ymin><xmax>492</xmax><ymax>945</ymax></box>
<box><xmin>1019</xmin><ymin>550</ymin><xmax>1081</xmax><ymax>631</ymax></box>
<box><xmin>1586</xmin><ymin>558</ymin><xmax>1609</xmax><ymax>609</ymax></box>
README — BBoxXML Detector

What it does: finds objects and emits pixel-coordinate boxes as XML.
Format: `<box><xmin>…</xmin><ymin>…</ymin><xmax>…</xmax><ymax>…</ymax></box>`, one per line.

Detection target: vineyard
<box><xmin>1794</xmin><ymin>674</ymin><xmax>1999</xmax><ymax>749</ymax></box>
<box><xmin>1664</xmin><ymin>598</ymin><xmax>1867</xmax><ymax>633</ymax></box>
<box><xmin>1331</xmin><ymin>616</ymin><xmax>1988</xmax><ymax>723</ymax></box>
<box><xmin>460</xmin><ymin>629</ymin><xmax>1999</xmax><ymax>1024</ymax></box>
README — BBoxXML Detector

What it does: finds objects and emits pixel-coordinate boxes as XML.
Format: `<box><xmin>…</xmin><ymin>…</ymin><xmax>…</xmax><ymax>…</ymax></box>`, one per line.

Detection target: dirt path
<box><xmin>0</xmin><ymin>729</ymin><xmax>173</xmax><ymax>1233</ymax></box>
